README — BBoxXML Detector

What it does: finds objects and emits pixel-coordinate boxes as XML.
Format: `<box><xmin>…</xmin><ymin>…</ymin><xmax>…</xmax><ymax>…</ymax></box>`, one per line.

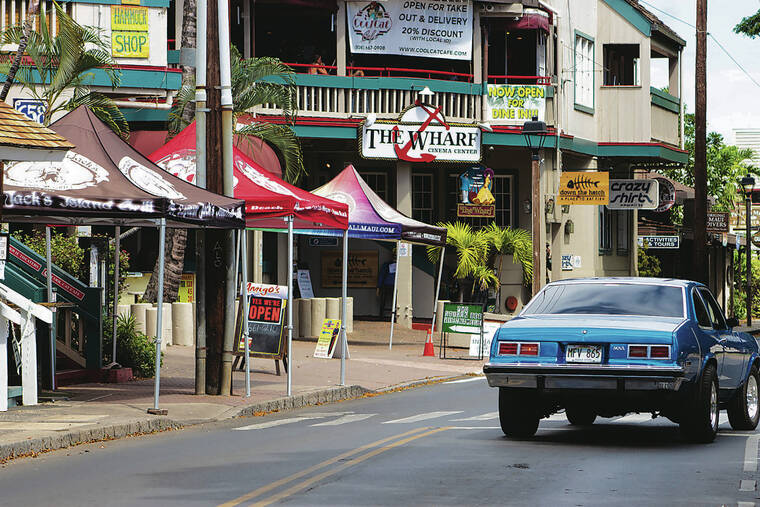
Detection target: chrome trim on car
<box><xmin>485</xmin><ymin>372</ymin><xmax>684</xmax><ymax>391</ymax></box>
<box><xmin>484</xmin><ymin>362</ymin><xmax>685</xmax><ymax>375</ymax></box>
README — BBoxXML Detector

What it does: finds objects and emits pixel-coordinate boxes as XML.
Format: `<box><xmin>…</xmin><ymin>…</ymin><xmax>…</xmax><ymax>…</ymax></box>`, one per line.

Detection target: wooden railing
<box><xmin>53</xmin><ymin>303</ymin><xmax>86</xmax><ymax>368</ymax></box>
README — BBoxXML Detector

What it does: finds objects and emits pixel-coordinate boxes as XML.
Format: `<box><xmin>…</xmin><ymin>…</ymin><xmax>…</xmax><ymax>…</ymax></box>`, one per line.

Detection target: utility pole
<box><xmin>204</xmin><ymin>0</ymin><xmax>226</xmax><ymax>394</ymax></box>
<box><xmin>693</xmin><ymin>0</ymin><xmax>708</xmax><ymax>284</ymax></box>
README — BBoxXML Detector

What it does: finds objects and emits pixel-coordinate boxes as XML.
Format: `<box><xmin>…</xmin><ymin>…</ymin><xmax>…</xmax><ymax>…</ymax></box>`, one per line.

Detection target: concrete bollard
<box><xmin>117</xmin><ymin>304</ymin><xmax>131</xmax><ymax>319</ymax></box>
<box><xmin>146</xmin><ymin>303</ymin><xmax>172</xmax><ymax>350</ymax></box>
<box><xmin>145</xmin><ymin>308</ymin><xmax>162</xmax><ymax>352</ymax></box>
<box><xmin>299</xmin><ymin>298</ymin><xmax>312</xmax><ymax>337</ymax></box>
<box><xmin>130</xmin><ymin>303</ymin><xmax>152</xmax><ymax>334</ymax></box>
<box><xmin>311</xmin><ymin>298</ymin><xmax>326</xmax><ymax>338</ymax></box>
<box><xmin>326</xmin><ymin>298</ymin><xmax>340</xmax><ymax>320</ymax></box>
<box><xmin>172</xmin><ymin>302</ymin><xmax>194</xmax><ymax>346</ymax></box>
<box><xmin>346</xmin><ymin>297</ymin><xmax>354</xmax><ymax>333</ymax></box>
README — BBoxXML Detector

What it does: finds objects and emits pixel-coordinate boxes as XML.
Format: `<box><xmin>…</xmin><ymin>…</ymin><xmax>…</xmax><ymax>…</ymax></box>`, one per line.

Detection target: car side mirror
<box><xmin>726</xmin><ymin>317</ymin><xmax>740</xmax><ymax>328</ymax></box>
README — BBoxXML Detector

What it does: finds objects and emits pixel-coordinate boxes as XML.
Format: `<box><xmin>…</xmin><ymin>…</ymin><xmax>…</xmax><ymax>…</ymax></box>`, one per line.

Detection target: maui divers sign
<box><xmin>607</xmin><ymin>179</ymin><xmax>659</xmax><ymax>210</ymax></box>
<box><xmin>359</xmin><ymin>103</ymin><xmax>481</xmax><ymax>163</ymax></box>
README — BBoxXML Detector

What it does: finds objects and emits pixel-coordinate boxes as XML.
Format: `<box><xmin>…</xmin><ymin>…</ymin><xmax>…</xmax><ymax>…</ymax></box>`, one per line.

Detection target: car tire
<box><xmin>566</xmin><ymin>407</ymin><xmax>596</xmax><ymax>426</ymax></box>
<box><xmin>728</xmin><ymin>364</ymin><xmax>760</xmax><ymax>431</ymax></box>
<box><xmin>498</xmin><ymin>388</ymin><xmax>539</xmax><ymax>438</ymax></box>
<box><xmin>680</xmin><ymin>362</ymin><xmax>719</xmax><ymax>443</ymax></box>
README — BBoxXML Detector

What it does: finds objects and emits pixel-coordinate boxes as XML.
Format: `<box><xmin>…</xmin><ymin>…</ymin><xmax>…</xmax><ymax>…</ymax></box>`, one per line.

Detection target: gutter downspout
<box><xmin>194</xmin><ymin>0</ymin><xmax>207</xmax><ymax>395</ymax></box>
<box><xmin>679</xmin><ymin>48</ymin><xmax>684</xmax><ymax>149</ymax></box>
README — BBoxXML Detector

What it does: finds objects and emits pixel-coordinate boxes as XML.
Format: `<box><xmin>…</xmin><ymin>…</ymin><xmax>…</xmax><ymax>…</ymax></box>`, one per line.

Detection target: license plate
<box><xmin>566</xmin><ymin>344</ymin><xmax>602</xmax><ymax>363</ymax></box>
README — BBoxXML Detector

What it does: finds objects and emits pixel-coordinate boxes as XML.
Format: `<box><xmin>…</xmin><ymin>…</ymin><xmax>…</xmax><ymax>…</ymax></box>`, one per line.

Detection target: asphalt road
<box><xmin>1</xmin><ymin>377</ymin><xmax>759</xmax><ymax>506</ymax></box>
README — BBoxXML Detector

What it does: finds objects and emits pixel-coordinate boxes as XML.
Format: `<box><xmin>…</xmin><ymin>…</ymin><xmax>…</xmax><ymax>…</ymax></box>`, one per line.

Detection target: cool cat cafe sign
<box><xmin>359</xmin><ymin>103</ymin><xmax>481</xmax><ymax>163</ymax></box>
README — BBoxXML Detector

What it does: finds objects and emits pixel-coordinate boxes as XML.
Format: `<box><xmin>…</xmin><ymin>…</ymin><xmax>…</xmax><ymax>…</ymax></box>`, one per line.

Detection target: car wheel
<box><xmin>565</xmin><ymin>407</ymin><xmax>597</xmax><ymax>426</ymax></box>
<box><xmin>728</xmin><ymin>364</ymin><xmax>760</xmax><ymax>431</ymax></box>
<box><xmin>680</xmin><ymin>362</ymin><xmax>719</xmax><ymax>443</ymax></box>
<box><xmin>498</xmin><ymin>388</ymin><xmax>539</xmax><ymax>438</ymax></box>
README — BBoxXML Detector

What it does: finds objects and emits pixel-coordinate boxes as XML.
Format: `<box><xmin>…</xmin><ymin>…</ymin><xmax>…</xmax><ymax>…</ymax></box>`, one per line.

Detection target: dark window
<box><xmin>692</xmin><ymin>289</ymin><xmax>712</xmax><ymax>328</ymax></box>
<box><xmin>523</xmin><ymin>283</ymin><xmax>685</xmax><ymax>317</ymax></box>
<box><xmin>699</xmin><ymin>288</ymin><xmax>727</xmax><ymax>329</ymax></box>
<box><xmin>603</xmin><ymin>44</ymin><xmax>640</xmax><ymax>86</ymax></box>
<box><xmin>599</xmin><ymin>206</ymin><xmax>612</xmax><ymax>253</ymax></box>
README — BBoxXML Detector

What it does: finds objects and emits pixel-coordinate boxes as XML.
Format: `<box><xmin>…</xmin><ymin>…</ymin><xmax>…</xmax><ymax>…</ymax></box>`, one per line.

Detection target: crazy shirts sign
<box><xmin>607</xmin><ymin>179</ymin><xmax>659</xmax><ymax>210</ymax></box>
<box><xmin>360</xmin><ymin>103</ymin><xmax>481</xmax><ymax>163</ymax></box>
<box><xmin>348</xmin><ymin>0</ymin><xmax>472</xmax><ymax>61</ymax></box>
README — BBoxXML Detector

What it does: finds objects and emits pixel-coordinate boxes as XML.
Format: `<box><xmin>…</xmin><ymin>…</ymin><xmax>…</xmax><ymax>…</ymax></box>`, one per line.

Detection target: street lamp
<box><xmin>741</xmin><ymin>173</ymin><xmax>755</xmax><ymax>325</ymax></box>
<box><xmin>523</xmin><ymin>116</ymin><xmax>548</xmax><ymax>297</ymax></box>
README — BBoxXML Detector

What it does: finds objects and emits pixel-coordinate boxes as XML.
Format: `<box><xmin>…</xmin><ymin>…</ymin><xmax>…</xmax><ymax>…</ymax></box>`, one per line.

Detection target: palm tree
<box><xmin>427</xmin><ymin>221</ymin><xmax>492</xmax><ymax>302</ymax></box>
<box><xmin>0</xmin><ymin>1</ymin><xmax>127</xmax><ymax>136</ymax></box>
<box><xmin>484</xmin><ymin>223</ymin><xmax>533</xmax><ymax>287</ymax></box>
<box><xmin>168</xmin><ymin>46</ymin><xmax>305</xmax><ymax>183</ymax></box>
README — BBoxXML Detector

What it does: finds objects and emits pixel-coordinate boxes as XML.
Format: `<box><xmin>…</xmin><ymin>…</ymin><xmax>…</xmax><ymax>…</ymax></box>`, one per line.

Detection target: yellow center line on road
<box><xmin>249</xmin><ymin>427</ymin><xmax>452</xmax><ymax>507</ymax></box>
<box><xmin>217</xmin><ymin>426</ymin><xmax>435</xmax><ymax>507</ymax></box>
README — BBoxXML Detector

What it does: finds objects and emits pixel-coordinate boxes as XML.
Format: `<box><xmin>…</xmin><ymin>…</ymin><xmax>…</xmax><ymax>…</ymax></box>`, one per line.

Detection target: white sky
<box><xmin>646</xmin><ymin>0</ymin><xmax>760</xmax><ymax>143</ymax></box>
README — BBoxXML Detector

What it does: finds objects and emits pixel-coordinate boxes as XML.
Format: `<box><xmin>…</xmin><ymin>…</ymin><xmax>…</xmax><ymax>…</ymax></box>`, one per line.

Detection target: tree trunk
<box><xmin>141</xmin><ymin>0</ymin><xmax>197</xmax><ymax>303</ymax></box>
<box><xmin>0</xmin><ymin>0</ymin><xmax>40</xmax><ymax>102</ymax></box>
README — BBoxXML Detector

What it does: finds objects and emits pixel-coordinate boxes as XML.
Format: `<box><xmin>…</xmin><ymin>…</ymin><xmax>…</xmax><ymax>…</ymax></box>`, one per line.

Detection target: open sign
<box><xmin>112</xmin><ymin>31</ymin><xmax>149</xmax><ymax>58</ymax></box>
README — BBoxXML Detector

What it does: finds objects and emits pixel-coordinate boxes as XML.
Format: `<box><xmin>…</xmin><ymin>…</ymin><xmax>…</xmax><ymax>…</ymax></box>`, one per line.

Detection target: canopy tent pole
<box><xmin>45</xmin><ymin>226</ymin><xmax>55</xmax><ymax>390</ymax></box>
<box><xmin>149</xmin><ymin>218</ymin><xmax>167</xmax><ymax>414</ymax></box>
<box><xmin>286</xmin><ymin>216</ymin><xmax>294</xmax><ymax>396</ymax></box>
<box><xmin>111</xmin><ymin>225</ymin><xmax>121</xmax><ymax>366</ymax></box>
<box><xmin>431</xmin><ymin>246</ymin><xmax>446</xmax><ymax>335</ymax></box>
<box><xmin>388</xmin><ymin>241</ymin><xmax>401</xmax><ymax>350</ymax></box>
<box><xmin>340</xmin><ymin>229</ymin><xmax>348</xmax><ymax>386</ymax></box>
<box><xmin>241</xmin><ymin>230</ymin><xmax>250</xmax><ymax>397</ymax></box>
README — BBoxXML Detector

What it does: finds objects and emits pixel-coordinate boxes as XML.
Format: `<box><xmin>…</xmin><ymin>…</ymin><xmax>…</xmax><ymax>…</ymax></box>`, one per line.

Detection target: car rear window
<box><xmin>523</xmin><ymin>283</ymin><xmax>684</xmax><ymax>317</ymax></box>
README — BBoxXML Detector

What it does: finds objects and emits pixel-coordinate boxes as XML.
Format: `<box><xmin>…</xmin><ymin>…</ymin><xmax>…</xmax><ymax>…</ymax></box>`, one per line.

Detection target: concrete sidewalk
<box><xmin>0</xmin><ymin>322</ymin><xmax>485</xmax><ymax>462</ymax></box>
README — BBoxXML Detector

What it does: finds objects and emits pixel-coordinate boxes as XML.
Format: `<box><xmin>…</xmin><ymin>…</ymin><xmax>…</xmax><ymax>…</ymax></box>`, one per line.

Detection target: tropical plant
<box><xmin>0</xmin><ymin>1</ymin><xmax>127</xmax><ymax>135</ymax></box>
<box><xmin>13</xmin><ymin>229</ymin><xmax>84</xmax><ymax>278</ymax></box>
<box><xmin>637</xmin><ymin>243</ymin><xmax>661</xmax><ymax>278</ymax></box>
<box><xmin>103</xmin><ymin>314</ymin><xmax>161</xmax><ymax>378</ymax></box>
<box><xmin>735</xmin><ymin>9</ymin><xmax>760</xmax><ymax>38</ymax></box>
<box><xmin>427</xmin><ymin>221</ymin><xmax>492</xmax><ymax>301</ymax></box>
<box><xmin>484</xmin><ymin>223</ymin><xmax>533</xmax><ymax>286</ymax></box>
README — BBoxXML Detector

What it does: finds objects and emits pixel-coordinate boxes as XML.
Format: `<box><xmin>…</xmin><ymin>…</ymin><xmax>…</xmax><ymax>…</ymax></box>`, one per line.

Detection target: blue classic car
<box><xmin>483</xmin><ymin>278</ymin><xmax>760</xmax><ymax>443</ymax></box>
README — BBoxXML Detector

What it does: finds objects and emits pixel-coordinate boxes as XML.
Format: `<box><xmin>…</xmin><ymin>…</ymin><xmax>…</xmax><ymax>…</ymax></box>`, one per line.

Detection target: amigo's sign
<box><xmin>485</xmin><ymin>85</ymin><xmax>547</xmax><ymax>124</ymax></box>
<box><xmin>607</xmin><ymin>179</ymin><xmax>659</xmax><ymax>209</ymax></box>
<box><xmin>359</xmin><ymin>103</ymin><xmax>481</xmax><ymax>163</ymax></box>
<box><xmin>347</xmin><ymin>0</ymin><xmax>472</xmax><ymax>61</ymax></box>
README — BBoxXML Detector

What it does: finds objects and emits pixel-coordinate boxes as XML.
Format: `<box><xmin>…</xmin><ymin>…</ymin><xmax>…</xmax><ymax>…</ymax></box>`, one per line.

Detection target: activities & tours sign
<box><xmin>348</xmin><ymin>0</ymin><xmax>473</xmax><ymax>61</ymax></box>
<box><xmin>558</xmin><ymin>171</ymin><xmax>609</xmax><ymax>205</ymax></box>
<box><xmin>359</xmin><ymin>103</ymin><xmax>481</xmax><ymax>163</ymax></box>
<box><xmin>485</xmin><ymin>85</ymin><xmax>547</xmax><ymax>124</ymax></box>
<box><xmin>638</xmin><ymin>235</ymin><xmax>680</xmax><ymax>249</ymax></box>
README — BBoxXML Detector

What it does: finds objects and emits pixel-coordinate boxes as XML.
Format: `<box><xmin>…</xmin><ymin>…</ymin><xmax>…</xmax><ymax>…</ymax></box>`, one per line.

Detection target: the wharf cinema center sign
<box><xmin>359</xmin><ymin>103</ymin><xmax>482</xmax><ymax>163</ymax></box>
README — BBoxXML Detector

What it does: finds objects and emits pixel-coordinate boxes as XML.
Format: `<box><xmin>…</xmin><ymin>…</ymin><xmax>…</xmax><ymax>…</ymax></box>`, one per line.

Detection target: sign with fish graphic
<box><xmin>558</xmin><ymin>171</ymin><xmax>609</xmax><ymax>205</ymax></box>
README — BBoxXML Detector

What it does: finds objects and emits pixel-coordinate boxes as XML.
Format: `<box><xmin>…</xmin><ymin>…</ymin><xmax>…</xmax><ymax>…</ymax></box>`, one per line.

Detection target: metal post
<box><xmin>111</xmin><ymin>225</ymin><xmax>121</xmax><ymax>366</ymax></box>
<box><xmin>149</xmin><ymin>218</ymin><xmax>167</xmax><ymax>414</ymax></box>
<box><xmin>340</xmin><ymin>229</ymin><xmax>348</xmax><ymax>386</ymax></box>
<box><xmin>45</xmin><ymin>226</ymin><xmax>54</xmax><ymax>390</ymax></box>
<box><xmin>241</xmin><ymin>229</ymin><xmax>250</xmax><ymax>397</ymax></box>
<box><xmin>430</xmin><ymin>246</ymin><xmax>446</xmax><ymax>334</ymax></box>
<box><xmin>531</xmin><ymin>152</ymin><xmax>541</xmax><ymax>296</ymax></box>
<box><xmin>747</xmin><ymin>195</ymin><xmax>752</xmax><ymax>326</ymax></box>
<box><xmin>286</xmin><ymin>216</ymin><xmax>294</xmax><ymax>396</ymax></box>
<box><xmin>388</xmin><ymin>242</ymin><xmax>401</xmax><ymax>349</ymax></box>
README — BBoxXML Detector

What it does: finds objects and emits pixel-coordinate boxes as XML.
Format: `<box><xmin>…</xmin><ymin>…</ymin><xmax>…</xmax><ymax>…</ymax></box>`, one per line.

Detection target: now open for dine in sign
<box><xmin>111</xmin><ymin>6</ymin><xmax>149</xmax><ymax>58</ymax></box>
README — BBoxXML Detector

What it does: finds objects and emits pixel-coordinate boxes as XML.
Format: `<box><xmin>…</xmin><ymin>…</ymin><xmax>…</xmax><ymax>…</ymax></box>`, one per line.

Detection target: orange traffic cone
<box><xmin>423</xmin><ymin>328</ymin><xmax>436</xmax><ymax>357</ymax></box>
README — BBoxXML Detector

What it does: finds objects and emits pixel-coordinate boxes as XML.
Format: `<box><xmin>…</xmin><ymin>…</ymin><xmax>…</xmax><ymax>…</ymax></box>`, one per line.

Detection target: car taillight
<box><xmin>499</xmin><ymin>342</ymin><xmax>518</xmax><ymax>355</ymax></box>
<box><xmin>650</xmin><ymin>346</ymin><xmax>670</xmax><ymax>359</ymax></box>
<box><xmin>519</xmin><ymin>343</ymin><xmax>539</xmax><ymax>356</ymax></box>
<box><xmin>629</xmin><ymin>345</ymin><xmax>648</xmax><ymax>358</ymax></box>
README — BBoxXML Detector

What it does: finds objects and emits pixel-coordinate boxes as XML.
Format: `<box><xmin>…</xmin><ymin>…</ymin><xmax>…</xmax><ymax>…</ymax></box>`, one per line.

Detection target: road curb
<box><xmin>230</xmin><ymin>385</ymin><xmax>371</xmax><ymax>419</ymax></box>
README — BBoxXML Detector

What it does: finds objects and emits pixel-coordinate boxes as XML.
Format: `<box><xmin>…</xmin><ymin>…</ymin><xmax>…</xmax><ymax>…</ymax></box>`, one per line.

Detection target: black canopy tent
<box><xmin>2</xmin><ymin>107</ymin><xmax>245</xmax><ymax>412</ymax></box>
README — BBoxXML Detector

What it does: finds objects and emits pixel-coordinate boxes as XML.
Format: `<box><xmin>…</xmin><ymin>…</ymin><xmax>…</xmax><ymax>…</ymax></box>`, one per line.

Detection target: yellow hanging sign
<box><xmin>558</xmin><ymin>171</ymin><xmax>609</xmax><ymax>205</ymax></box>
<box><xmin>111</xmin><ymin>6</ymin><xmax>149</xmax><ymax>31</ymax></box>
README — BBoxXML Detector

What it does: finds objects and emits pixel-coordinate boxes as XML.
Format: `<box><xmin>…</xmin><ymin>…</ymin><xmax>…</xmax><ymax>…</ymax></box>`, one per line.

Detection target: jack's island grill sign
<box><xmin>359</xmin><ymin>103</ymin><xmax>481</xmax><ymax>163</ymax></box>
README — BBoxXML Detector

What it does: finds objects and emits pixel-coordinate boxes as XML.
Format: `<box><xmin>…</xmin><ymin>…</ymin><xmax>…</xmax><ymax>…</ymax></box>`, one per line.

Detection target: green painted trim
<box><xmin>73</xmin><ymin>0</ymin><xmax>169</xmax><ymax>7</ymax></box>
<box><xmin>482</xmin><ymin>132</ymin><xmax>557</xmax><ymax>148</ymax></box>
<box><xmin>167</xmin><ymin>50</ymin><xmax>180</xmax><ymax>65</ymax></box>
<box><xmin>0</xmin><ymin>67</ymin><xmax>182</xmax><ymax>90</ymax></box>
<box><xmin>292</xmin><ymin>125</ymin><xmax>357</xmax><ymax>139</ymax></box>
<box><xmin>573</xmin><ymin>30</ymin><xmax>595</xmax><ymax>114</ymax></box>
<box><xmin>601</xmin><ymin>0</ymin><xmax>651</xmax><ymax>37</ymax></box>
<box><xmin>650</xmin><ymin>86</ymin><xmax>680</xmax><ymax>113</ymax></box>
<box><xmin>122</xmin><ymin>108</ymin><xmax>169</xmax><ymax>122</ymax></box>
<box><xmin>597</xmin><ymin>143</ymin><xmax>688</xmax><ymax>163</ymax></box>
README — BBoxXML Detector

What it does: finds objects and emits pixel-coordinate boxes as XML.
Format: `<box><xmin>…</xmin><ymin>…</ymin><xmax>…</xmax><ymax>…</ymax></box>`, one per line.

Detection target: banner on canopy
<box><xmin>347</xmin><ymin>0</ymin><xmax>473</xmax><ymax>61</ymax></box>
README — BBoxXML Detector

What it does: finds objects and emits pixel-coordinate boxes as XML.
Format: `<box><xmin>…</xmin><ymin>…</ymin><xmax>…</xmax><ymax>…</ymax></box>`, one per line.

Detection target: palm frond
<box><xmin>167</xmin><ymin>82</ymin><xmax>196</xmax><ymax>135</ymax></box>
<box><xmin>67</xmin><ymin>92</ymin><xmax>129</xmax><ymax>138</ymax></box>
<box><xmin>471</xmin><ymin>265</ymin><xmax>500</xmax><ymax>295</ymax></box>
<box><xmin>235</xmin><ymin>122</ymin><xmax>306</xmax><ymax>184</ymax></box>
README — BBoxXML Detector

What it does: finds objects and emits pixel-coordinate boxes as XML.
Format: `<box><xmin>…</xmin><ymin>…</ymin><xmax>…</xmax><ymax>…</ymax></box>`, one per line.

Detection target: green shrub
<box><xmin>103</xmin><ymin>314</ymin><xmax>161</xmax><ymax>378</ymax></box>
<box><xmin>13</xmin><ymin>229</ymin><xmax>84</xmax><ymax>278</ymax></box>
<box><xmin>637</xmin><ymin>243</ymin><xmax>661</xmax><ymax>278</ymax></box>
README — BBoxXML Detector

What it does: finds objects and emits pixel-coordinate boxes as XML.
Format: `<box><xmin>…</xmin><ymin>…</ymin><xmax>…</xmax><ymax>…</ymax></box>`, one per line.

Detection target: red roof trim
<box><xmin>598</xmin><ymin>141</ymin><xmax>687</xmax><ymax>153</ymax></box>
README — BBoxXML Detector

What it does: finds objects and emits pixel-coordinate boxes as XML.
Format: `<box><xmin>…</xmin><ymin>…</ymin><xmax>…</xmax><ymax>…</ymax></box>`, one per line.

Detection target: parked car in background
<box><xmin>483</xmin><ymin>278</ymin><xmax>760</xmax><ymax>443</ymax></box>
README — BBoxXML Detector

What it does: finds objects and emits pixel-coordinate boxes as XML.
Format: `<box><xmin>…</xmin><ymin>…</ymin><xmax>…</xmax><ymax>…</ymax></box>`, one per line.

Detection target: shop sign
<box><xmin>321</xmin><ymin>250</ymin><xmax>378</xmax><ymax>288</ymax></box>
<box><xmin>296</xmin><ymin>269</ymin><xmax>314</xmax><ymax>299</ymax></box>
<box><xmin>730</xmin><ymin>206</ymin><xmax>760</xmax><ymax>230</ymax></box>
<box><xmin>314</xmin><ymin>319</ymin><xmax>341</xmax><ymax>359</ymax></box>
<box><xmin>359</xmin><ymin>103</ymin><xmax>481</xmax><ymax>163</ymax></box>
<box><xmin>456</xmin><ymin>165</ymin><xmax>495</xmax><ymax>216</ymax></box>
<box><xmin>178</xmin><ymin>273</ymin><xmax>194</xmax><ymax>303</ymax></box>
<box><xmin>561</xmin><ymin>255</ymin><xmax>581</xmax><ymax>270</ymax></box>
<box><xmin>706</xmin><ymin>211</ymin><xmax>729</xmax><ymax>233</ymax></box>
<box><xmin>308</xmin><ymin>237</ymin><xmax>338</xmax><ymax>247</ymax></box>
<box><xmin>557</xmin><ymin>171</ymin><xmax>609</xmax><ymax>205</ymax></box>
<box><xmin>485</xmin><ymin>85</ymin><xmax>546</xmax><ymax>124</ymax></box>
<box><xmin>638</xmin><ymin>235</ymin><xmax>680</xmax><ymax>249</ymax></box>
<box><xmin>111</xmin><ymin>6</ymin><xmax>149</xmax><ymax>58</ymax></box>
<box><xmin>457</xmin><ymin>204</ymin><xmax>495</xmax><ymax>217</ymax></box>
<box><xmin>442</xmin><ymin>302</ymin><xmax>483</xmax><ymax>334</ymax></box>
<box><xmin>653</xmin><ymin>177</ymin><xmax>676</xmax><ymax>212</ymax></box>
<box><xmin>347</xmin><ymin>0</ymin><xmax>472</xmax><ymax>61</ymax></box>
<box><xmin>13</xmin><ymin>99</ymin><xmax>45</xmax><ymax>124</ymax></box>
<box><xmin>245</xmin><ymin>282</ymin><xmax>287</xmax><ymax>299</ymax></box>
<box><xmin>607</xmin><ymin>179</ymin><xmax>659</xmax><ymax>210</ymax></box>
<box><xmin>237</xmin><ymin>296</ymin><xmax>286</xmax><ymax>359</ymax></box>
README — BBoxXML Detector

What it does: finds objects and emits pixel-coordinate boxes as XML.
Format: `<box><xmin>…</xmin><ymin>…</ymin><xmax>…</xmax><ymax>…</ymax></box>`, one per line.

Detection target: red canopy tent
<box><xmin>149</xmin><ymin>122</ymin><xmax>350</xmax><ymax>394</ymax></box>
<box><xmin>149</xmin><ymin>121</ymin><xmax>347</xmax><ymax>230</ymax></box>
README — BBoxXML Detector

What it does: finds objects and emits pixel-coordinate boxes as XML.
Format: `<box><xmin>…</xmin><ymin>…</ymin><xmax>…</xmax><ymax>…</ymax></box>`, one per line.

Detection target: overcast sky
<box><xmin>645</xmin><ymin>0</ymin><xmax>760</xmax><ymax>143</ymax></box>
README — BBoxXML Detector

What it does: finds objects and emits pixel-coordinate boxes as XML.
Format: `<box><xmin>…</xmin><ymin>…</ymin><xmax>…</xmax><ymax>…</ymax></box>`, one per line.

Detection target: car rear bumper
<box><xmin>483</xmin><ymin>362</ymin><xmax>685</xmax><ymax>391</ymax></box>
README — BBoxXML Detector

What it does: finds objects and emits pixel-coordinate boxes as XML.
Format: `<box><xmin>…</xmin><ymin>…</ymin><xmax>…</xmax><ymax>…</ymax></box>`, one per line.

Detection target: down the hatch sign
<box><xmin>359</xmin><ymin>103</ymin><xmax>482</xmax><ymax>163</ymax></box>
